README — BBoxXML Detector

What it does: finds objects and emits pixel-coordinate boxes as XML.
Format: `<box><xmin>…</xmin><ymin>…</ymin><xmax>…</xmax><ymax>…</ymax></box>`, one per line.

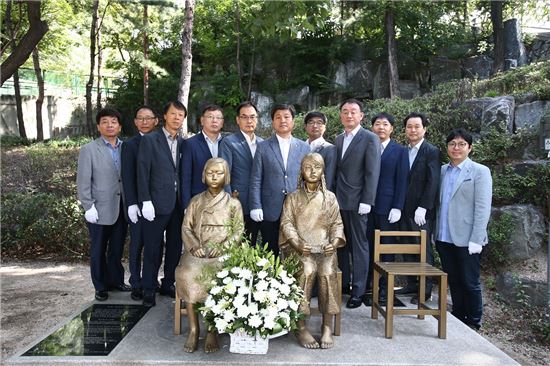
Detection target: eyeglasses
<box><xmin>135</xmin><ymin>116</ymin><xmax>156</xmax><ymax>122</ymax></box>
<box><xmin>306</xmin><ymin>120</ymin><xmax>325</xmax><ymax>126</ymax></box>
<box><xmin>204</xmin><ymin>115</ymin><xmax>224</xmax><ymax>121</ymax></box>
<box><xmin>447</xmin><ymin>141</ymin><xmax>469</xmax><ymax>149</ymax></box>
<box><xmin>239</xmin><ymin>115</ymin><xmax>257</xmax><ymax>121</ymax></box>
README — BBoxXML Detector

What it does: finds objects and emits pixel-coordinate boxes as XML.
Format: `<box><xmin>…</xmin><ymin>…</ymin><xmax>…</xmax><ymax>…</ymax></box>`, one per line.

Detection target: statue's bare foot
<box><xmin>297</xmin><ymin>328</ymin><xmax>319</xmax><ymax>349</ymax></box>
<box><xmin>204</xmin><ymin>331</ymin><xmax>219</xmax><ymax>353</ymax></box>
<box><xmin>183</xmin><ymin>328</ymin><xmax>199</xmax><ymax>353</ymax></box>
<box><xmin>320</xmin><ymin>324</ymin><xmax>334</xmax><ymax>349</ymax></box>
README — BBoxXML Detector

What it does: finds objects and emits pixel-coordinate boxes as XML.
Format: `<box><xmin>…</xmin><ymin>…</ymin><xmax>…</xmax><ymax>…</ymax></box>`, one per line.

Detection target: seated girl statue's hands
<box><xmin>190</xmin><ymin>246</ymin><xmax>207</xmax><ymax>258</ymax></box>
<box><xmin>208</xmin><ymin>247</ymin><xmax>221</xmax><ymax>258</ymax></box>
<box><xmin>289</xmin><ymin>238</ymin><xmax>311</xmax><ymax>256</ymax></box>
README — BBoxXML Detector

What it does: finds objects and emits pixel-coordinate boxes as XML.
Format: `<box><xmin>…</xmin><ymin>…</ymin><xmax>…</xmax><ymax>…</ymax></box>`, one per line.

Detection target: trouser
<box><xmin>338</xmin><ymin>210</ymin><xmax>369</xmax><ymax>297</ymax></box>
<box><xmin>244</xmin><ymin>214</ymin><xmax>261</xmax><ymax>247</ymax></box>
<box><xmin>260</xmin><ymin>219</ymin><xmax>281</xmax><ymax>257</ymax></box>
<box><xmin>128</xmin><ymin>218</ymin><xmax>163</xmax><ymax>289</ymax></box>
<box><xmin>365</xmin><ymin>212</ymin><xmax>398</xmax><ymax>294</ymax></box>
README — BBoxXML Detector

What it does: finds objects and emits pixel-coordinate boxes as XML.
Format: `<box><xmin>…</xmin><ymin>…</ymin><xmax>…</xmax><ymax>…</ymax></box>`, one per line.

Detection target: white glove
<box><xmin>127</xmin><ymin>204</ymin><xmax>141</xmax><ymax>224</ymax></box>
<box><xmin>141</xmin><ymin>201</ymin><xmax>155</xmax><ymax>222</ymax></box>
<box><xmin>84</xmin><ymin>204</ymin><xmax>99</xmax><ymax>224</ymax></box>
<box><xmin>468</xmin><ymin>242</ymin><xmax>483</xmax><ymax>255</ymax></box>
<box><xmin>250</xmin><ymin>208</ymin><xmax>264</xmax><ymax>222</ymax></box>
<box><xmin>414</xmin><ymin>207</ymin><xmax>427</xmax><ymax>226</ymax></box>
<box><xmin>388</xmin><ymin>208</ymin><xmax>401</xmax><ymax>224</ymax></box>
<box><xmin>358</xmin><ymin>203</ymin><xmax>371</xmax><ymax>215</ymax></box>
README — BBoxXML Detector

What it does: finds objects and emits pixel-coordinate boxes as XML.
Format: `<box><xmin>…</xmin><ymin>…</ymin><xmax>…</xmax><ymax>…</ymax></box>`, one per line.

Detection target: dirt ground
<box><xmin>1</xmin><ymin>259</ymin><xmax>548</xmax><ymax>365</ymax></box>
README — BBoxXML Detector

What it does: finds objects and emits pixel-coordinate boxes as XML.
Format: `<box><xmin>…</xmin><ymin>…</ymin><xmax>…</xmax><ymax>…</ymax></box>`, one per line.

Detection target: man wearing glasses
<box><xmin>304</xmin><ymin>111</ymin><xmax>336</xmax><ymax>192</ymax></box>
<box><xmin>181</xmin><ymin>104</ymin><xmax>225</xmax><ymax>210</ymax></box>
<box><xmin>435</xmin><ymin>128</ymin><xmax>492</xmax><ymax>330</ymax></box>
<box><xmin>121</xmin><ymin>106</ymin><xmax>159</xmax><ymax>301</ymax></box>
<box><xmin>219</xmin><ymin>101</ymin><xmax>264</xmax><ymax>246</ymax></box>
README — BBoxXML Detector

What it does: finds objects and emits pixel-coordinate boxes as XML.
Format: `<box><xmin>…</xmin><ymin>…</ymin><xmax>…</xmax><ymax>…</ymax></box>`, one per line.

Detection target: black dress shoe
<box><xmin>410</xmin><ymin>293</ymin><xmax>433</xmax><ymax>304</ymax></box>
<box><xmin>363</xmin><ymin>294</ymin><xmax>387</xmax><ymax>307</ymax></box>
<box><xmin>95</xmin><ymin>290</ymin><xmax>108</xmax><ymax>301</ymax></box>
<box><xmin>131</xmin><ymin>288</ymin><xmax>143</xmax><ymax>301</ymax></box>
<box><xmin>159</xmin><ymin>285</ymin><xmax>175</xmax><ymax>298</ymax></box>
<box><xmin>143</xmin><ymin>294</ymin><xmax>156</xmax><ymax>307</ymax></box>
<box><xmin>395</xmin><ymin>285</ymin><xmax>418</xmax><ymax>295</ymax></box>
<box><xmin>110</xmin><ymin>283</ymin><xmax>132</xmax><ymax>292</ymax></box>
<box><xmin>346</xmin><ymin>296</ymin><xmax>363</xmax><ymax>309</ymax></box>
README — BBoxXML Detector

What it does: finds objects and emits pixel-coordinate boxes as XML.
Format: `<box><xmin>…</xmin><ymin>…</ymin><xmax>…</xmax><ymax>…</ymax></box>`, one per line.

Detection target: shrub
<box><xmin>483</xmin><ymin>212</ymin><xmax>515</xmax><ymax>268</ymax></box>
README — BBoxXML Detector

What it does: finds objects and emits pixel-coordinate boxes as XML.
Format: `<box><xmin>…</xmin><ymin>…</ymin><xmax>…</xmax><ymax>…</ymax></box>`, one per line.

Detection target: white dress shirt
<box><xmin>342</xmin><ymin>124</ymin><xmax>362</xmax><ymax>158</ymax></box>
<box><xmin>204</xmin><ymin>131</ymin><xmax>222</xmax><ymax>158</ymax></box>
<box><xmin>276</xmin><ymin>134</ymin><xmax>291</xmax><ymax>170</ymax></box>
<box><xmin>408</xmin><ymin>138</ymin><xmax>424</xmax><ymax>168</ymax></box>
<box><xmin>241</xmin><ymin>131</ymin><xmax>257</xmax><ymax>158</ymax></box>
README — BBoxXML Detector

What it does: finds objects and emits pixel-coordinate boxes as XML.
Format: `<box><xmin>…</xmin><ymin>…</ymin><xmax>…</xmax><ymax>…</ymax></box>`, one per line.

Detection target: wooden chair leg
<box><xmin>438</xmin><ymin>275</ymin><xmax>448</xmax><ymax>339</ymax></box>
<box><xmin>372</xmin><ymin>268</ymin><xmax>380</xmax><ymax>319</ymax></box>
<box><xmin>385</xmin><ymin>274</ymin><xmax>395</xmax><ymax>338</ymax></box>
<box><xmin>174</xmin><ymin>291</ymin><xmax>181</xmax><ymax>335</ymax></box>
<box><xmin>418</xmin><ymin>275</ymin><xmax>425</xmax><ymax>320</ymax></box>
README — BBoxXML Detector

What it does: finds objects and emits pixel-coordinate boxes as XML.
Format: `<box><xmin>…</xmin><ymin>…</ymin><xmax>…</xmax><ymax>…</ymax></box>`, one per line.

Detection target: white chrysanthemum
<box><xmin>230</xmin><ymin>266</ymin><xmax>242</xmax><ymax>274</ymax></box>
<box><xmin>233</xmin><ymin>295</ymin><xmax>246</xmax><ymax>308</ymax></box>
<box><xmin>239</xmin><ymin>268</ymin><xmax>252</xmax><ymax>279</ymax></box>
<box><xmin>279</xmin><ymin>312</ymin><xmax>290</xmax><ymax>326</ymax></box>
<box><xmin>279</xmin><ymin>283</ymin><xmax>291</xmax><ymax>296</ymax></box>
<box><xmin>276</xmin><ymin>298</ymin><xmax>288</xmax><ymax>311</ymax></box>
<box><xmin>204</xmin><ymin>297</ymin><xmax>216</xmax><ymax>309</ymax></box>
<box><xmin>225</xmin><ymin>282</ymin><xmax>237</xmax><ymax>295</ymax></box>
<box><xmin>256</xmin><ymin>258</ymin><xmax>269</xmax><ymax>267</ymax></box>
<box><xmin>217</xmin><ymin>269</ymin><xmax>229</xmax><ymax>278</ymax></box>
<box><xmin>257</xmin><ymin>270</ymin><xmax>268</xmax><ymax>279</ymax></box>
<box><xmin>212</xmin><ymin>303</ymin><xmax>223</xmax><ymax>315</ymax></box>
<box><xmin>280</xmin><ymin>272</ymin><xmax>294</xmax><ymax>285</ymax></box>
<box><xmin>215</xmin><ymin>318</ymin><xmax>228</xmax><ymax>333</ymax></box>
<box><xmin>232</xmin><ymin>279</ymin><xmax>245</xmax><ymax>289</ymax></box>
<box><xmin>248</xmin><ymin>302</ymin><xmax>259</xmax><ymax>315</ymax></box>
<box><xmin>248</xmin><ymin>314</ymin><xmax>262</xmax><ymax>328</ymax></box>
<box><xmin>253</xmin><ymin>290</ymin><xmax>268</xmax><ymax>303</ymax></box>
<box><xmin>222</xmin><ymin>276</ymin><xmax>232</xmax><ymax>284</ymax></box>
<box><xmin>210</xmin><ymin>286</ymin><xmax>223</xmax><ymax>295</ymax></box>
<box><xmin>256</xmin><ymin>279</ymin><xmax>268</xmax><ymax>291</ymax></box>
<box><xmin>237</xmin><ymin>285</ymin><xmax>250</xmax><ymax>296</ymax></box>
<box><xmin>287</xmin><ymin>299</ymin><xmax>299</xmax><ymax>311</ymax></box>
<box><xmin>270</xmin><ymin>278</ymin><xmax>281</xmax><ymax>289</ymax></box>
<box><xmin>236</xmin><ymin>304</ymin><xmax>251</xmax><ymax>318</ymax></box>
<box><xmin>218</xmin><ymin>254</ymin><xmax>229</xmax><ymax>262</ymax></box>
<box><xmin>223</xmin><ymin>310</ymin><xmax>235</xmax><ymax>322</ymax></box>
<box><xmin>264</xmin><ymin>317</ymin><xmax>276</xmax><ymax>329</ymax></box>
<box><xmin>267</xmin><ymin>288</ymin><xmax>279</xmax><ymax>302</ymax></box>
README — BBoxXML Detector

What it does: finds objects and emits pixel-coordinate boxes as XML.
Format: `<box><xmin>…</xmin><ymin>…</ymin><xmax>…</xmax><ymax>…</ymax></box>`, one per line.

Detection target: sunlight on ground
<box><xmin>0</xmin><ymin>265</ymin><xmax>75</xmax><ymax>276</ymax></box>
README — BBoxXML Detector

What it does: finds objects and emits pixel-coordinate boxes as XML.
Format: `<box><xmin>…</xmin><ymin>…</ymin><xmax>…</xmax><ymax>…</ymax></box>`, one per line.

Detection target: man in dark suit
<box><xmin>219</xmin><ymin>101</ymin><xmax>263</xmax><ymax>245</ymax></box>
<box><xmin>334</xmin><ymin>99</ymin><xmax>381</xmax><ymax>309</ymax></box>
<box><xmin>396</xmin><ymin>112</ymin><xmax>441</xmax><ymax>304</ymax></box>
<box><xmin>249</xmin><ymin>103</ymin><xmax>310</xmax><ymax>256</ymax></box>
<box><xmin>137</xmin><ymin>100</ymin><xmax>186</xmax><ymax>307</ymax></box>
<box><xmin>304</xmin><ymin>111</ymin><xmax>337</xmax><ymax>192</ymax></box>
<box><xmin>181</xmin><ymin>104</ymin><xmax>224</xmax><ymax>210</ymax></box>
<box><xmin>364</xmin><ymin>112</ymin><xmax>408</xmax><ymax>304</ymax></box>
<box><xmin>121</xmin><ymin>105</ymin><xmax>158</xmax><ymax>301</ymax></box>
<box><xmin>77</xmin><ymin>108</ymin><xmax>129</xmax><ymax>302</ymax></box>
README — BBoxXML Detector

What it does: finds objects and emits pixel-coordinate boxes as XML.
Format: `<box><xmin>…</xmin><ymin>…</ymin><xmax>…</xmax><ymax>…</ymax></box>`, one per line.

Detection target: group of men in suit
<box><xmin>77</xmin><ymin>97</ymin><xmax>492</xmax><ymax>328</ymax></box>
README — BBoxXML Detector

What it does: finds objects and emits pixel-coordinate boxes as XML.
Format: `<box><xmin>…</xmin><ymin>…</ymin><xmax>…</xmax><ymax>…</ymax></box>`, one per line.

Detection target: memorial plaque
<box><xmin>23</xmin><ymin>304</ymin><xmax>149</xmax><ymax>356</ymax></box>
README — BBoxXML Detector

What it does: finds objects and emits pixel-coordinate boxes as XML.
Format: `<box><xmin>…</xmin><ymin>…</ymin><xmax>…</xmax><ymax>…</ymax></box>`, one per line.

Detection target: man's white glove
<box><xmin>127</xmin><ymin>204</ymin><xmax>141</xmax><ymax>224</ymax></box>
<box><xmin>468</xmin><ymin>242</ymin><xmax>483</xmax><ymax>255</ymax></box>
<box><xmin>141</xmin><ymin>201</ymin><xmax>155</xmax><ymax>222</ymax></box>
<box><xmin>84</xmin><ymin>204</ymin><xmax>99</xmax><ymax>224</ymax></box>
<box><xmin>388</xmin><ymin>208</ymin><xmax>401</xmax><ymax>224</ymax></box>
<box><xmin>414</xmin><ymin>207</ymin><xmax>427</xmax><ymax>226</ymax></box>
<box><xmin>358</xmin><ymin>203</ymin><xmax>371</xmax><ymax>215</ymax></box>
<box><xmin>250</xmin><ymin>209</ymin><xmax>264</xmax><ymax>222</ymax></box>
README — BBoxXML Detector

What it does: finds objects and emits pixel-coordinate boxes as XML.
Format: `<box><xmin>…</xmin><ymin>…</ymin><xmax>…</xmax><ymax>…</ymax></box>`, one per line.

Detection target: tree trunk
<box><xmin>385</xmin><ymin>6</ymin><xmax>400</xmax><ymax>99</ymax></box>
<box><xmin>32</xmin><ymin>47</ymin><xmax>44</xmax><ymax>141</ymax></box>
<box><xmin>491</xmin><ymin>0</ymin><xmax>504</xmax><ymax>73</ymax></box>
<box><xmin>143</xmin><ymin>3</ymin><xmax>149</xmax><ymax>105</ymax></box>
<box><xmin>247</xmin><ymin>39</ymin><xmax>256</xmax><ymax>100</ymax></box>
<box><xmin>96</xmin><ymin>30</ymin><xmax>102</xmax><ymax>110</ymax></box>
<box><xmin>86</xmin><ymin>0</ymin><xmax>99</xmax><ymax>136</ymax></box>
<box><xmin>1</xmin><ymin>1</ymin><xmax>48</xmax><ymax>86</ymax></box>
<box><xmin>234</xmin><ymin>0</ymin><xmax>243</xmax><ymax>95</ymax></box>
<box><xmin>177</xmin><ymin>0</ymin><xmax>195</xmax><ymax>136</ymax></box>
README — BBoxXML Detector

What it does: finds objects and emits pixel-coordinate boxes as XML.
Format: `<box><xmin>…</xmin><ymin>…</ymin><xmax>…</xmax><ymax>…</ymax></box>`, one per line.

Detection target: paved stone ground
<box><xmin>1</xmin><ymin>261</ymin><xmax>520</xmax><ymax>366</ymax></box>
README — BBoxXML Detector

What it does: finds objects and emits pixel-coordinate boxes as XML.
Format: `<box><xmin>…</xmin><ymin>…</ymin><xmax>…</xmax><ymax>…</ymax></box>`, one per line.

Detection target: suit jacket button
<box><xmin>284</xmin><ymin>175</ymin><xmax>288</xmax><ymax>179</ymax></box>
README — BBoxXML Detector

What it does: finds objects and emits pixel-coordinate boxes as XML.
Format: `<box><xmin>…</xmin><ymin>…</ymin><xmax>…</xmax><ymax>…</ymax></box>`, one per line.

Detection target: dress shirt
<box><xmin>203</xmin><ymin>131</ymin><xmax>222</xmax><ymax>158</ymax></box>
<box><xmin>308</xmin><ymin>136</ymin><xmax>327</xmax><ymax>152</ymax></box>
<box><xmin>380</xmin><ymin>139</ymin><xmax>390</xmax><ymax>155</ymax></box>
<box><xmin>408</xmin><ymin>138</ymin><xmax>424</xmax><ymax>168</ymax></box>
<box><xmin>241</xmin><ymin>131</ymin><xmax>257</xmax><ymax>157</ymax></box>
<box><xmin>101</xmin><ymin>137</ymin><xmax>122</xmax><ymax>173</ymax></box>
<box><xmin>342</xmin><ymin>124</ymin><xmax>362</xmax><ymax>158</ymax></box>
<box><xmin>437</xmin><ymin>160</ymin><xmax>466</xmax><ymax>243</ymax></box>
<box><xmin>276</xmin><ymin>134</ymin><xmax>292</xmax><ymax>170</ymax></box>
<box><xmin>162</xmin><ymin>127</ymin><xmax>179</xmax><ymax>165</ymax></box>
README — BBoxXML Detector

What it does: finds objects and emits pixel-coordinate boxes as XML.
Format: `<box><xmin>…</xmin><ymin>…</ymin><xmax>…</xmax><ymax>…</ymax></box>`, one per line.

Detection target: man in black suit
<box><xmin>137</xmin><ymin>101</ymin><xmax>186</xmax><ymax>307</ymax></box>
<box><xmin>334</xmin><ymin>99</ymin><xmax>381</xmax><ymax>309</ymax></box>
<box><xmin>396</xmin><ymin>112</ymin><xmax>440</xmax><ymax>303</ymax></box>
<box><xmin>304</xmin><ymin>111</ymin><xmax>337</xmax><ymax>192</ymax></box>
<box><xmin>121</xmin><ymin>106</ymin><xmax>158</xmax><ymax>301</ymax></box>
<box><xmin>181</xmin><ymin>104</ymin><xmax>224</xmax><ymax>210</ymax></box>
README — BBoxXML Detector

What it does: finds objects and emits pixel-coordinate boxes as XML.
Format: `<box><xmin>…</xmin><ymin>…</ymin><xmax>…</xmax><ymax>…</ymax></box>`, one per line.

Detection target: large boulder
<box><xmin>490</xmin><ymin>204</ymin><xmax>546</xmax><ymax>261</ymax></box>
<box><xmin>495</xmin><ymin>271</ymin><xmax>548</xmax><ymax>307</ymax></box>
<box><xmin>250</xmin><ymin>91</ymin><xmax>274</xmax><ymax>133</ymax></box>
<box><xmin>333</xmin><ymin>60</ymin><xmax>374</xmax><ymax>97</ymax></box>
<box><xmin>514</xmin><ymin>100</ymin><xmax>550</xmax><ymax>131</ymax></box>
<box><xmin>429</xmin><ymin>56</ymin><xmax>461</xmax><ymax>87</ymax></box>
<box><xmin>462</xmin><ymin>96</ymin><xmax>515</xmax><ymax>134</ymax></box>
<box><xmin>372</xmin><ymin>63</ymin><xmax>389</xmax><ymax>99</ymax></box>
<box><xmin>503</xmin><ymin>19</ymin><xmax>527</xmax><ymax>69</ymax></box>
<box><xmin>398</xmin><ymin>80</ymin><xmax>421</xmax><ymax>100</ymax></box>
<box><xmin>462</xmin><ymin>55</ymin><xmax>493</xmax><ymax>79</ymax></box>
<box><xmin>277</xmin><ymin>86</ymin><xmax>311</xmax><ymax>112</ymax></box>
<box><xmin>528</xmin><ymin>33</ymin><xmax>550</xmax><ymax>63</ymax></box>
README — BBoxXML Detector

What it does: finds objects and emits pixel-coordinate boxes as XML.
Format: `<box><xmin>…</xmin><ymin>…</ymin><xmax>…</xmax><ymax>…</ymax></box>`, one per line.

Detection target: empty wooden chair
<box><xmin>371</xmin><ymin>230</ymin><xmax>447</xmax><ymax>339</ymax></box>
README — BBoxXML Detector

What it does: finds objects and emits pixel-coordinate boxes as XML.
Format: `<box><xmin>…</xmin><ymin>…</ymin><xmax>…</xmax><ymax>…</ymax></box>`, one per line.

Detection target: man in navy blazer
<box><xmin>181</xmin><ymin>104</ymin><xmax>224</xmax><ymax>210</ymax></box>
<box><xmin>364</xmin><ymin>112</ymin><xmax>408</xmax><ymax>303</ymax></box>
<box><xmin>219</xmin><ymin>101</ymin><xmax>263</xmax><ymax>245</ymax></box>
<box><xmin>249</xmin><ymin>103</ymin><xmax>310</xmax><ymax>256</ymax></box>
<box><xmin>121</xmin><ymin>105</ymin><xmax>158</xmax><ymax>301</ymax></box>
<box><xmin>304</xmin><ymin>111</ymin><xmax>337</xmax><ymax>192</ymax></box>
<box><xmin>435</xmin><ymin>128</ymin><xmax>492</xmax><ymax>330</ymax></box>
<box><xmin>77</xmin><ymin>108</ymin><xmax>128</xmax><ymax>302</ymax></box>
<box><xmin>396</xmin><ymin>112</ymin><xmax>441</xmax><ymax>303</ymax></box>
<box><xmin>137</xmin><ymin>101</ymin><xmax>186</xmax><ymax>307</ymax></box>
<box><xmin>334</xmin><ymin>99</ymin><xmax>381</xmax><ymax>309</ymax></box>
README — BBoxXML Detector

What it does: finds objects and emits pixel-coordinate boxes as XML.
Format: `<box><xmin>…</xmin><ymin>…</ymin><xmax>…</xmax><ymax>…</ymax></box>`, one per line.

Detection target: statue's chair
<box><xmin>174</xmin><ymin>291</ymin><xmax>187</xmax><ymax>334</ymax></box>
<box><xmin>371</xmin><ymin>230</ymin><xmax>447</xmax><ymax>339</ymax></box>
<box><xmin>310</xmin><ymin>270</ymin><xmax>342</xmax><ymax>336</ymax></box>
